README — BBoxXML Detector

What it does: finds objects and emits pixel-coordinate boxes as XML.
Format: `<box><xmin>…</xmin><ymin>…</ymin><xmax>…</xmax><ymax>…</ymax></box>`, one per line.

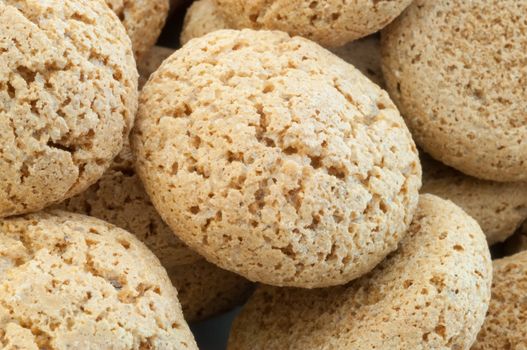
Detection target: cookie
<box><xmin>213</xmin><ymin>0</ymin><xmax>413</xmax><ymax>47</ymax></box>
<box><xmin>0</xmin><ymin>0</ymin><xmax>138</xmax><ymax>218</ymax></box>
<box><xmin>381</xmin><ymin>0</ymin><xmax>527</xmax><ymax>182</ymax></box>
<box><xmin>56</xmin><ymin>145</ymin><xmax>253</xmax><ymax>322</ymax></box>
<box><xmin>471</xmin><ymin>251</ymin><xmax>527</xmax><ymax>350</ymax></box>
<box><xmin>0</xmin><ymin>211</ymin><xmax>197</xmax><ymax>349</ymax></box>
<box><xmin>421</xmin><ymin>153</ymin><xmax>527</xmax><ymax>245</ymax></box>
<box><xmin>132</xmin><ymin>29</ymin><xmax>421</xmax><ymax>288</ymax></box>
<box><xmin>180</xmin><ymin>0</ymin><xmax>229</xmax><ymax>46</ymax></box>
<box><xmin>105</xmin><ymin>0</ymin><xmax>169</xmax><ymax>59</ymax></box>
<box><xmin>228</xmin><ymin>194</ymin><xmax>492</xmax><ymax>350</ymax></box>
<box><xmin>138</xmin><ymin>46</ymin><xmax>175</xmax><ymax>89</ymax></box>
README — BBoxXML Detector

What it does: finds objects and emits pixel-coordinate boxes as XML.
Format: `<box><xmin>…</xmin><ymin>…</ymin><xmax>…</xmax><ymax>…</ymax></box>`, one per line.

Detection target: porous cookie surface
<box><xmin>138</xmin><ymin>46</ymin><xmax>175</xmax><ymax>89</ymax></box>
<box><xmin>213</xmin><ymin>0</ymin><xmax>413</xmax><ymax>47</ymax></box>
<box><xmin>382</xmin><ymin>0</ymin><xmax>527</xmax><ymax>181</ymax></box>
<box><xmin>421</xmin><ymin>154</ymin><xmax>527</xmax><ymax>245</ymax></box>
<box><xmin>228</xmin><ymin>195</ymin><xmax>492</xmax><ymax>350</ymax></box>
<box><xmin>0</xmin><ymin>0</ymin><xmax>137</xmax><ymax>218</ymax></box>
<box><xmin>105</xmin><ymin>0</ymin><xmax>169</xmax><ymax>59</ymax></box>
<box><xmin>180</xmin><ymin>0</ymin><xmax>229</xmax><ymax>45</ymax></box>
<box><xmin>0</xmin><ymin>211</ymin><xmax>197</xmax><ymax>350</ymax></box>
<box><xmin>133</xmin><ymin>29</ymin><xmax>421</xmax><ymax>288</ymax></box>
<box><xmin>471</xmin><ymin>251</ymin><xmax>527</xmax><ymax>350</ymax></box>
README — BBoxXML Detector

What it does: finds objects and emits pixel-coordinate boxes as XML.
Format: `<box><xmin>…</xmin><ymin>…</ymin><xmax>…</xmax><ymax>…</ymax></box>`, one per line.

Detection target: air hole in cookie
<box><xmin>453</xmin><ymin>244</ymin><xmax>464</xmax><ymax>251</ymax></box>
<box><xmin>309</xmin><ymin>1</ymin><xmax>318</xmax><ymax>9</ymax></box>
<box><xmin>7</xmin><ymin>82</ymin><xmax>15</xmax><ymax>98</ymax></box>
<box><xmin>263</xmin><ymin>84</ymin><xmax>275</xmax><ymax>93</ymax></box>
<box><xmin>434</xmin><ymin>325</ymin><xmax>447</xmax><ymax>339</ymax></box>
<box><xmin>16</xmin><ymin>66</ymin><xmax>36</xmax><ymax>84</ymax></box>
<box><xmin>403</xmin><ymin>280</ymin><xmax>413</xmax><ymax>289</ymax></box>
<box><xmin>47</xmin><ymin>141</ymin><xmax>75</xmax><ymax>153</ymax></box>
<box><xmin>118</xmin><ymin>239</ymin><xmax>131</xmax><ymax>250</ymax></box>
<box><xmin>283</xmin><ymin>146</ymin><xmax>298</xmax><ymax>155</ymax></box>
<box><xmin>227</xmin><ymin>151</ymin><xmax>244</xmax><ymax>162</ymax></box>
<box><xmin>331</xmin><ymin>12</ymin><xmax>340</xmax><ymax>20</ymax></box>
<box><xmin>328</xmin><ymin>166</ymin><xmax>346</xmax><ymax>179</ymax></box>
<box><xmin>308</xmin><ymin>155</ymin><xmax>322</xmax><ymax>169</ymax></box>
<box><xmin>189</xmin><ymin>206</ymin><xmax>200</xmax><ymax>214</ymax></box>
<box><xmin>191</xmin><ymin>136</ymin><xmax>201</xmax><ymax>148</ymax></box>
<box><xmin>171</xmin><ymin>162</ymin><xmax>179</xmax><ymax>175</ymax></box>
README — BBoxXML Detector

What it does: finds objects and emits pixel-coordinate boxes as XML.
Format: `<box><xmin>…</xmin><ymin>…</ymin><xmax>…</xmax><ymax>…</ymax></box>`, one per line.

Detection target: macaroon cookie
<box><xmin>212</xmin><ymin>0</ymin><xmax>413</xmax><ymax>47</ymax></box>
<box><xmin>381</xmin><ymin>0</ymin><xmax>527</xmax><ymax>182</ymax></box>
<box><xmin>56</xmin><ymin>145</ymin><xmax>253</xmax><ymax>322</ymax></box>
<box><xmin>228</xmin><ymin>194</ymin><xmax>492</xmax><ymax>350</ymax></box>
<box><xmin>471</xmin><ymin>251</ymin><xmax>527</xmax><ymax>350</ymax></box>
<box><xmin>180</xmin><ymin>0</ymin><xmax>229</xmax><ymax>46</ymax></box>
<box><xmin>0</xmin><ymin>211</ymin><xmax>197</xmax><ymax>349</ymax></box>
<box><xmin>132</xmin><ymin>29</ymin><xmax>421</xmax><ymax>288</ymax></box>
<box><xmin>105</xmin><ymin>0</ymin><xmax>169</xmax><ymax>59</ymax></box>
<box><xmin>421</xmin><ymin>154</ymin><xmax>527</xmax><ymax>245</ymax></box>
<box><xmin>0</xmin><ymin>0</ymin><xmax>138</xmax><ymax>218</ymax></box>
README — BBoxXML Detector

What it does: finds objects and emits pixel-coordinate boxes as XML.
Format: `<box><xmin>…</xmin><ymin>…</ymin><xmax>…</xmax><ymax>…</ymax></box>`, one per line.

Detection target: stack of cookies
<box><xmin>1</xmin><ymin>0</ymin><xmax>525</xmax><ymax>349</ymax></box>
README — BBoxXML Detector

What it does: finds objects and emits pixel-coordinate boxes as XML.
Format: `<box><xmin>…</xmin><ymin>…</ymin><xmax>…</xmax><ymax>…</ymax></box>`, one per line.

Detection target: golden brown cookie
<box><xmin>213</xmin><ymin>0</ymin><xmax>413</xmax><ymax>47</ymax></box>
<box><xmin>0</xmin><ymin>0</ymin><xmax>137</xmax><ymax>218</ymax></box>
<box><xmin>421</xmin><ymin>154</ymin><xmax>527</xmax><ymax>245</ymax></box>
<box><xmin>133</xmin><ymin>29</ymin><xmax>422</xmax><ymax>288</ymax></box>
<box><xmin>471</xmin><ymin>251</ymin><xmax>527</xmax><ymax>350</ymax></box>
<box><xmin>105</xmin><ymin>0</ymin><xmax>169</xmax><ymax>59</ymax></box>
<box><xmin>180</xmin><ymin>0</ymin><xmax>229</xmax><ymax>45</ymax></box>
<box><xmin>138</xmin><ymin>46</ymin><xmax>175</xmax><ymax>89</ymax></box>
<box><xmin>382</xmin><ymin>0</ymin><xmax>527</xmax><ymax>182</ymax></box>
<box><xmin>0</xmin><ymin>211</ymin><xmax>197</xmax><ymax>349</ymax></box>
<box><xmin>228</xmin><ymin>194</ymin><xmax>492</xmax><ymax>350</ymax></box>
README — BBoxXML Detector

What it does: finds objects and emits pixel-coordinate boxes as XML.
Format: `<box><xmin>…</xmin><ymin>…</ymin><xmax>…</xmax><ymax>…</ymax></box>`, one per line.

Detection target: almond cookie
<box><xmin>132</xmin><ymin>29</ymin><xmax>421</xmax><ymax>288</ymax></box>
<box><xmin>180</xmin><ymin>0</ymin><xmax>229</xmax><ymax>46</ymax></box>
<box><xmin>471</xmin><ymin>251</ymin><xmax>527</xmax><ymax>350</ymax></box>
<box><xmin>228</xmin><ymin>194</ymin><xmax>492</xmax><ymax>350</ymax></box>
<box><xmin>212</xmin><ymin>0</ymin><xmax>413</xmax><ymax>47</ymax></box>
<box><xmin>421</xmin><ymin>154</ymin><xmax>527</xmax><ymax>245</ymax></box>
<box><xmin>105</xmin><ymin>0</ymin><xmax>170</xmax><ymax>60</ymax></box>
<box><xmin>0</xmin><ymin>0</ymin><xmax>137</xmax><ymax>218</ymax></box>
<box><xmin>0</xmin><ymin>211</ymin><xmax>197</xmax><ymax>349</ymax></box>
<box><xmin>138</xmin><ymin>46</ymin><xmax>175</xmax><ymax>89</ymax></box>
<box><xmin>382</xmin><ymin>0</ymin><xmax>527</xmax><ymax>182</ymax></box>
<box><xmin>56</xmin><ymin>145</ymin><xmax>253</xmax><ymax>322</ymax></box>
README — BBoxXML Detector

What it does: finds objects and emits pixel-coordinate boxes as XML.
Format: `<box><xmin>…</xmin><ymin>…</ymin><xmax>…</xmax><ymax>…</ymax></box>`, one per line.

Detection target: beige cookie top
<box><xmin>105</xmin><ymin>0</ymin><xmax>169</xmax><ymax>60</ymax></box>
<box><xmin>133</xmin><ymin>29</ymin><xmax>421</xmax><ymax>288</ymax></box>
<box><xmin>213</xmin><ymin>0</ymin><xmax>413</xmax><ymax>47</ymax></box>
<box><xmin>381</xmin><ymin>0</ymin><xmax>527</xmax><ymax>182</ymax></box>
<box><xmin>0</xmin><ymin>211</ymin><xmax>197</xmax><ymax>350</ymax></box>
<box><xmin>0</xmin><ymin>0</ymin><xmax>138</xmax><ymax>218</ymax></box>
<box><xmin>471</xmin><ymin>251</ymin><xmax>527</xmax><ymax>350</ymax></box>
<box><xmin>138</xmin><ymin>46</ymin><xmax>175</xmax><ymax>89</ymax></box>
<box><xmin>421</xmin><ymin>153</ymin><xmax>527</xmax><ymax>245</ymax></box>
<box><xmin>180</xmin><ymin>0</ymin><xmax>229</xmax><ymax>46</ymax></box>
<box><xmin>228</xmin><ymin>194</ymin><xmax>492</xmax><ymax>350</ymax></box>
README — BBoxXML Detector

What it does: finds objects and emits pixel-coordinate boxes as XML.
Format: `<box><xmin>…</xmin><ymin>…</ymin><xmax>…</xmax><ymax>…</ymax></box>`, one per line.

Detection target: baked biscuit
<box><xmin>180</xmin><ymin>0</ymin><xmax>229</xmax><ymax>46</ymax></box>
<box><xmin>228</xmin><ymin>194</ymin><xmax>492</xmax><ymax>350</ymax></box>
<box><xmin>132</xmin><ymin>29</ymin><xmax>421</xmax><ymax>288</ymax></box>
<box><xmin>213</xmin><ymin>0</ymin><xmax>413</xmax><ymax>47</ymax></box>
<box><xmin>382</xmin><ymin>0</ymin><xmax>527</xmax><ymax>181</ymax></box>
<box><xmin>0</xmin><ymin>0</ymin><xmax>137</xmax><ymax>218</ymax></box>
<box><xmin>421</xmin><ymin>154</ymin><xmax>527</xmax><ymax>245</ymax></box>
<box><xmin>471</xmin><ymin>251</ymin><xmax>527</xmax><ymax>350</ymax></box>
<box><xmin>0</xmin><ymin>211</ymin><xmax>197</xmax><ymax>349</ymax></box>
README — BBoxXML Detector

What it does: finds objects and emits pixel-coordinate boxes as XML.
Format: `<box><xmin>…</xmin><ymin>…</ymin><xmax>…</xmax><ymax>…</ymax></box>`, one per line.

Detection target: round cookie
<box><xmin>228</xmin><ymin>194</ymin><xmax>492</xmax><ymax>350</ymax></box>
<box><xmin>105</xmin><ymin>0</ymin><xmax>169</xmax><ymax>60</ymax></box>
<box><xmin>180</xmin><ymin>0</ymin><xmax>229</xmax><ymax>46</ymax></box>
<box><xmin>0</xmin><ymin>210</ymin><xmax>197</xmax><ymax>349</ymax></box>
<box><xmin>56</xmin><ymin>145</ymin><xmax>253</xmax><ymax>322</ymax></box>
<box><xmin>133</xmin><ymin>29</ymin><xmax>421</xmax><ymax>288</ymax></box>
<box><xmin>471</xmin><ymin>251</ymin><xmax>527</xmax><ymax>350</ymax></box>
<box><xmin>0</xmin><ymin>0</ymin><xmax>137</xmax><ymax>218</ymax></box>
<box><xmin>381</xmin><ymin>0</ymin><xmax>527</xmax><ymax>182</ymax></box>
<box><xmin>421</xmin><ymin>153</ymin><xmax>527</xmax><ymax>245</ymax></box>
<box><xmin>213</xmin><ymin>0</ymin><xmax>413</xmax><ymax>47</ymax></box>
<box><xmin>138</xmin><ymin>46</ymin><xmax>175</xmax><ymax>89</ymax></box>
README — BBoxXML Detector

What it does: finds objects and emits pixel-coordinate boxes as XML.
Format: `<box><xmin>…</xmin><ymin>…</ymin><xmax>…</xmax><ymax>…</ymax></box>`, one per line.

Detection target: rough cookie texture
<box><xmin>228</xmin><ymin>194</ymin><xmax>492</xmax><ymax>350</ymax></box>
<box><xmin>0</xmin><ymin>0</ymin><xmax>138</xmax><ymax>218</ymax></box>
<box><xmin>0</xmin><ymin>211</ymin><xmax>197</xmax><ymax>349</ymax></box>
<box><xmin>132</xmin><ymin>29</ymin><xmax>421</xmax><ymax>288</ymax></box>
<box><xmin>381</xmin><ymin>0</ymin><xmax>527</xmax><ymax>181</ymax></box>
<box><xmin>213</xmin><ymin>0</ymin><xmax>413</xmax><ymax>47</ymax></box>
<box><xmin>105</xmin><ymin>0</ymin><xmax>169</xmax><ymax>60</ymax></box>
<box><xmin>471</xmin><ymin>251</ymin><xmax>527</xmax><ymax>350</ymax></box>
<box><xmin>180</xmin><ymin>0</ymin><xmax>229</xmax><ymax>46</ymax></box>
<box><xmin>421</xmin><ymin>154</ymin><xmax>527</xmax><ymax>245</ymax></box>
<box><xmin>138</xmin><ymin>46</ymin><xmax>175</xmax><ymax>89</ymax></box>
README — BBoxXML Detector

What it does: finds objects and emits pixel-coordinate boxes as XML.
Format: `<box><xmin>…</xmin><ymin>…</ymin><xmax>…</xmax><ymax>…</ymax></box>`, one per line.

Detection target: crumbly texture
<box><xmin>0</xmin><ymin>0</ymin><xmax>138</xmax><ymax>218</ymax></box>
<box><xmin>471</xmin><ymin>251</ymin><xmax>527</xmax><ymax>350</ymax></box>
<box><xmin>105</xmin><ymin>0</ymin><xmax>169</xmax><ymax>60</ymax></box>
<box><xmin>138</xmin><ymin>46</ymin><xmax>175</xmax><ymax>89</ymax></box>
<box><xmin>132</xmin><ymin>29</ymin><xmax>421</xmax><ymax>288</ymax></box>
<box><xmin>381</xmin><ymin>0</ymin><xmax>527</xmax><ymax>182</ymax></box>
<box><xmin>180</xmin><ymin>0</ymin><xmax>229</xmax><ymax>46</ymax></box>
<box><xmin>170</xmin><ymin>259</ymin><xmax>253</xmax><ymax>322</ymax></box>
<box><xmin>228</xmin><ymin>194</ymin><xmax>492</xmax><ymax>350</ymax></box>
<box><xmin>0</xmin><ymin>211</ymin><xmax>197</xmax><ymax>350</ymax></box>
<box><xmin>421</xmin><ymin>153</ymin><xmax>527</xmax><ymax>245</ymax></box>
<box><xmin>213</xmin><ymin>0</ymin><xmax>413</xmax><ymax>47</ymax></box>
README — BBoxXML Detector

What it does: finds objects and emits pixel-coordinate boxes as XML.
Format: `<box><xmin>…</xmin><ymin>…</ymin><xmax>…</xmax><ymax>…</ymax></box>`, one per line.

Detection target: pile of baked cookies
<box><xmin>1</xmin><ymin>0</ymin><xmax>525</xmax><ymax>348</ymax></box>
